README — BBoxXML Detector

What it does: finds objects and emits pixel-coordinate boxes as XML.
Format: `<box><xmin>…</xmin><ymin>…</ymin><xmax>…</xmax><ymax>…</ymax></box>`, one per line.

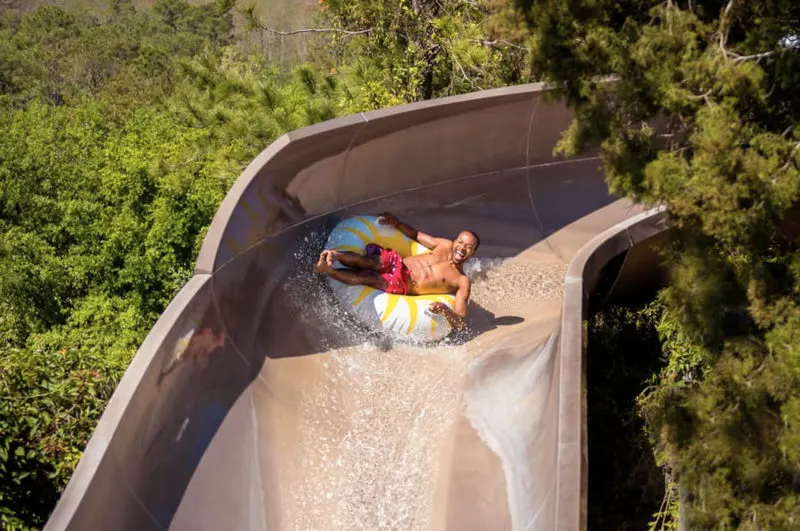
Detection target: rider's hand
<box><xmin>429</xmin><ymin>302</ymin><xmax>447</xmax><ymax>315</ymax></box>
<box><xmin>378</xmin><ymin>212</ymin><xmax>399</xmax><ymax>227</ymax></box>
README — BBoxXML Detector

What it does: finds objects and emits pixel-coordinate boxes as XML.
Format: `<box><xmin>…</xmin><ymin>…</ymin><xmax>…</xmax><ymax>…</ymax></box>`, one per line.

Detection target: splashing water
<box><xmin>272</xmin><ymin>230</ymin><xmax>568</xmax><ymax>530</ymax></box>
<box><xmin>283</xmin><ymin>343</ymin><xmax>468</xmax><ymax>530</ymax></box>
<box><xmin>465</xmin><ymin>257</ymin><xmax>566</xmax><ymax>311</ymax></box>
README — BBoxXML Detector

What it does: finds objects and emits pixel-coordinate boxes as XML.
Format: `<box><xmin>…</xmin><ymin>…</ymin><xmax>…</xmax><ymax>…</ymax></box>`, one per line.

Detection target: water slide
<box><xmin>45</xmin><ymin>83</ymin><xmax>668</xmax><ymax>530</ymax></box>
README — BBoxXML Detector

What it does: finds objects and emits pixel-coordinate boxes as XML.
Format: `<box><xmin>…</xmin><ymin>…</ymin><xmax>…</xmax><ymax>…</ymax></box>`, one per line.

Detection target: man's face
<box><xmin>452</xmin><ymin>231</ymin><xmax>478</xmax><ymax>264</ymax></box>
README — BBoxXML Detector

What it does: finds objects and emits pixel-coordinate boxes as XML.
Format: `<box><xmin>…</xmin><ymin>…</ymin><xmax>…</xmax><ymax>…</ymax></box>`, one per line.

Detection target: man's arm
<box><xmin>431</xmin><ymin>276</ymin><xmax>471</xmax><ymax>330</ymax></box>
<box><xmin>378</xmin><ymin>212</ymin><xmax>448</xmax><ymax>250</ymax></box>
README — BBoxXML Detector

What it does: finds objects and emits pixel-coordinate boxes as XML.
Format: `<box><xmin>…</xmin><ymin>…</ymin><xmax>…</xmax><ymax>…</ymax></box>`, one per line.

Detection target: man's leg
<box><xmin>325</xmin><ymin>267</ymin><xmax>387</xmax><ymax>290</ymax></box>
<box><xmin>330</xmin><ymin>250</ymin><xmax>381</xmax><ymax>271</ymax></box>
<box><xmin>315</xmin><ymin>251</ymin><xmax>387</xmax><ymax>290</ymax></box>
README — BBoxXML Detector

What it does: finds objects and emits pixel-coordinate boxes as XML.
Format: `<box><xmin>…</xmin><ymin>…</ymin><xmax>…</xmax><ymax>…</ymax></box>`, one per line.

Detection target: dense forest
<box><xmin>0</xmin><ymin>0</ymin><xmax>798</xmax><ymax>529</ymax></box>
<box><xmin>505</xmin><ymin>1</ymin><xmax>800</xmax><ymax>528</ymax></box>
<box><xmin>0</xmin><ymin>1</ymin><xmax>521</xmax><ymax>528</ymax></box>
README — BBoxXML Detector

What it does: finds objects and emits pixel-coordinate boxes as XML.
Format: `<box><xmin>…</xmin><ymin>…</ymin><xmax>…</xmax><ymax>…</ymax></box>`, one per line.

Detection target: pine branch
<box><xmin>778</xmin><ymin>141</ymin><xmax>800</xmax><ymax>174</ymax></box>
<box><xmin>718</xmin><ymin>0</ymin><xmax>736</xmax><ymax>58</ymax></box>
<box><xmin>468</xmin><ymin>38</ymin><xmax>528</xmax><ymax>51</ymax></box>
<box><xmin>453</xmin><ymin>56</ymin><xmax>471</xmax><ymax>83</ymax></box>
<box><xmin>687</xmin><ymin>89</ymin><xmax>712</xmax><ymax>103</ymax></box>
<box><xmin>258</xmin><ymin>26</ymin><xmax>373</xmax><ymax>37</ymax></box>
<box><xmin>242</xmin><ymin>5</ymin><xmax>371</xmax><ymax>38</ymax></box>
<box><xmin>730</xmin><ymin>50</ymin><xmax>778</xmax><ymax>63</ymax></box>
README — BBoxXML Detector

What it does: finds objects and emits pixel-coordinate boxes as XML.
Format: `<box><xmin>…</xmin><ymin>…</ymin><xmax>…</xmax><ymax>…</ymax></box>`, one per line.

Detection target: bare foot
<box><xmin>314</xmin><ymin>250</ymin><xmax>334</xmax><ymax>273</ymax></box>
<box><xmin>327</xmin><ymin>250</ymin><xmax>341</xmax><ymax>265</ymax></box>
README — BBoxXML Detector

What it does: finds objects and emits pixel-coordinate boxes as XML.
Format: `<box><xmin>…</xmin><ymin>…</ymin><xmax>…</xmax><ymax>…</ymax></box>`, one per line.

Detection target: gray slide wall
<box><xmin>45</xmin><ymin>83</ymin><xmax>667</xmax><ymax>531</ymax></box>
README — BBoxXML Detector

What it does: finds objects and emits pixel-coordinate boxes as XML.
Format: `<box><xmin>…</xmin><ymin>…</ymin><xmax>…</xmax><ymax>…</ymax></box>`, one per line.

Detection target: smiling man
<box><xmin>314</xmin><ymin>212</ymin><xmax>479</xmax><ymax>330</ymax></box>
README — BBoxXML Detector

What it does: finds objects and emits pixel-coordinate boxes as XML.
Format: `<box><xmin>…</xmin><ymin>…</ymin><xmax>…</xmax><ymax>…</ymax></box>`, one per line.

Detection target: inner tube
<box><xmin>324</xmin><ymin>216</ymin><xmax>456</xmax><ymax>341</ymax></box>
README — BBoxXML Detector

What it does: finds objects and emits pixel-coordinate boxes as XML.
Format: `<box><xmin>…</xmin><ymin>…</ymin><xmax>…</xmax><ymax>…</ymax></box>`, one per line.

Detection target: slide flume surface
<box><xmin>46</xmin><ymin>84</ymin><xmax>667</xmax><ymax>530</ymax></box>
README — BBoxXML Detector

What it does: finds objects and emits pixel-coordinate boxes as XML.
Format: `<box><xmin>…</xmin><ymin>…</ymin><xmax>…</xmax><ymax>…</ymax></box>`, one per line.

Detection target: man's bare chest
<box><xmin>405</xmin><ymin>256</ymin><xmax>459</xmax><ymax>288</ymax></box>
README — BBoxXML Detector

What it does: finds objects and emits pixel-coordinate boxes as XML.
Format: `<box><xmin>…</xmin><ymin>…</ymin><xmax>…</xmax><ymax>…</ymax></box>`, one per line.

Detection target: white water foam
<box><xmin>465</xmin><ymin>332</ymin><xmax>560</xmax><ymax>531</ymax></box>
<box><xmin>283</xmin><ymin>343</ymin><xmax>469</xmax><ymax>530</ymax></box>
<box><xmin>275</xmin><ymin>230</ymin><xmax>567</xmax><ymax>530</ymax></box>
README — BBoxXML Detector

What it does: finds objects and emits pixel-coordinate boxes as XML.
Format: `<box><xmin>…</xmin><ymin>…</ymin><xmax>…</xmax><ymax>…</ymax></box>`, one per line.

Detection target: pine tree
<box><xmin>244</xmin><ymin>0</ymin><xmax>526</xmax><ymax>108</ymax></box>
<box><xmin>496</xmin><ymin>1</ymin><xmax>800</xmax><ymax>526</ymax></box>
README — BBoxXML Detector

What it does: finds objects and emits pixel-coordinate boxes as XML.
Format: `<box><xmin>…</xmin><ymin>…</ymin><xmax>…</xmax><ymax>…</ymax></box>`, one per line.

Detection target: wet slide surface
<box><xmin>46</xmin><ymin>85</ymin><xmax>666</xmax><ymax>530</ymax></box>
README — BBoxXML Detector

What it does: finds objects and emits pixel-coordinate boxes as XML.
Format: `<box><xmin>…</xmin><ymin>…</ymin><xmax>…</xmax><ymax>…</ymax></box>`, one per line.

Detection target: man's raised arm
<box><xmin>378</xmin><ymin>212</ymin><xmax>444</xmax><ymax>249</ymax></box>
<box><xmin>430</xmin><ymin>276</ymin><xmax>471</xmax><ymax>331</ymax></box>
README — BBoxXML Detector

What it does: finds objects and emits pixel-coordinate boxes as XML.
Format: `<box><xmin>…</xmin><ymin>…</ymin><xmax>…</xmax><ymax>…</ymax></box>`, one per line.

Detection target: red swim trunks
<box><xmin>365</xmin><ymin>243</ymin><xmax>410</xmax><ymax>295</ymax></box>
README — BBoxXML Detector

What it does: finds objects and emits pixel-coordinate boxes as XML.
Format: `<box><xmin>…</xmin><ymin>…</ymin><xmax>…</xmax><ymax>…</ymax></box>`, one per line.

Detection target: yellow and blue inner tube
<box><xmin>324</xmin><ymin>216</ymin><xmax>456</xmax><ymax>341</ymax></box>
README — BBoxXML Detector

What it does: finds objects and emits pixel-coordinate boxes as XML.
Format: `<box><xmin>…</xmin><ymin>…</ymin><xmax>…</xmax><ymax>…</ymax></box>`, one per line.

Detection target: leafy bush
<box><xmin>0</xmin><ymin>2</ymin><xmax>525</xmax><ymax>527</ymax></box>
<box><xmin>499</xmin><ymin>0</ymin><xmax>800</xmax><ymax>525</ymax></box>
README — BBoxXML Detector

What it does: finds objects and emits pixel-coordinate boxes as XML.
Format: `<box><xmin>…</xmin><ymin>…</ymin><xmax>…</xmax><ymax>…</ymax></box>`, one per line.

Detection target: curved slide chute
<box><xmin>45</xmin><ymin>84</ymin><xmax>667</xmax><ymax>531</ymax></box>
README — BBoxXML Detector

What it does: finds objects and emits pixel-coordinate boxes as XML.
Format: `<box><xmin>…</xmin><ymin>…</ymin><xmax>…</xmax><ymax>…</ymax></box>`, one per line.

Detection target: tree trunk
<box><xmin>411</xmin><ymin>0</ymin><xmax>441</xmax><ymax>100</ymax></box>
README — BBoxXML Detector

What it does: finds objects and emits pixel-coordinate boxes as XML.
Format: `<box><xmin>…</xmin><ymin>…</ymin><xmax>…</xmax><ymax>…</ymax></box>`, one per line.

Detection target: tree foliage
<box><xmin>245</xmin><ymin>0</ymin><xmax>526</xmax><ymax>107</ymax></box>
<box><xmin>0</xmin><ymin>97</ymin><xmax>234</xmax><ymax>531</ymax></box>
<box><xmin>0</xmin><ymin>1</ymin><xmax>528</xmax><ymax>527</ymax></box>
<box><xmin>0</xmin><ymin>2</ymin><xmax>235</xmax><ymax>528</ymax></box>
<box><xmin>497</xmin><ymin>0</ymin><xmax>800</xmax><ymax>526</ymax></box>
<box><xmin>172</xmin><ymin>49</ymin><xmax>344</xmax><ymax>166</ymax></box>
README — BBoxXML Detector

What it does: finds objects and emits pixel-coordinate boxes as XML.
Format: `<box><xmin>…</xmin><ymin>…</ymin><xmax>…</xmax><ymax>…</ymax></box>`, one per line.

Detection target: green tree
<box><xmin>0</xmin><ymin>2</ymin><xmax>236</xmax><ymax>109</ymax></box>
<box><xmin>246</xmin><ymin>0</ymin><xmax>526</xmax><ymax>108</ymax></box>
<box><xmin>0</xmin><ymin>0</ymin><xmax>577</xmax><ymax>527</ymax></box>
<box><xmin>0</xmin><ymin>4</ymin><xmax>241</xmax><ymax>527</ymax></box>
<box><xmin>153</xmin><ymin>0</ymin><xmax>234</xmax><ymax>46</ymax></box>
<box><xmin>7</xmin><ymin>5</ymin><xmax>80</xmax><ymax>105</ymax></box>
<box><xmin>168</xmin><ymin>46</ymin><xmax>357</xmax><ymax>175</ymax></box>
<box><xmin>0</xmin><ymin>96</ymin><xmax>237</xmax><ymax>530</ymax></box>
<box><xmin>497</xmin><ymin>0</ymin><xmax>800</xmax><ymax>527</ymax></box>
